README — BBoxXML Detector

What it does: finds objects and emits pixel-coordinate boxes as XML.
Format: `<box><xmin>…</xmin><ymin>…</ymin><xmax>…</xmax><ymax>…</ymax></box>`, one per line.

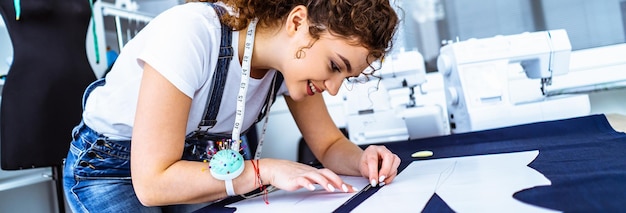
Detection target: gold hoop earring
<box><xmin>295</xmin><ymin>38</ymin><xmax>319</xmax><ymax>59</ymax></box>
<box><xmin>295</xmin><ymin>48</ymin><xmax>306</xmax><ymax>59</ymax></box>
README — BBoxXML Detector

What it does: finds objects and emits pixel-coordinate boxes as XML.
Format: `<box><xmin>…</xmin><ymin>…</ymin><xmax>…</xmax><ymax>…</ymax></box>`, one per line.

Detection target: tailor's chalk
<box><xmin>411</xmin><ymin>150</ymin><xmax>433</xmax><ymax>158</ymax></box>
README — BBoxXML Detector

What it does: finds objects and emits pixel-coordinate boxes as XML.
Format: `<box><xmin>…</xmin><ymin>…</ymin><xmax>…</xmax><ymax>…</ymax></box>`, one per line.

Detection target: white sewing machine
<box><xmin>437</xmin><ymin>29</ymin><xmax>590</xmax><ymax>134</ymax></box>
<box><xmin>345</xmin><ymin>51</ymin><xmax>449</xmax><ymax>145</ymax></box>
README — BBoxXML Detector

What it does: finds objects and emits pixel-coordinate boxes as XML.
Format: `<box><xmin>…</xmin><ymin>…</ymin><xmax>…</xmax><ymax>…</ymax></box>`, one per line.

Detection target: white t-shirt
<box><xmin>83</xmin><ymin>2</ymin><xmax>286</xmax><ymax>139</ymax></box>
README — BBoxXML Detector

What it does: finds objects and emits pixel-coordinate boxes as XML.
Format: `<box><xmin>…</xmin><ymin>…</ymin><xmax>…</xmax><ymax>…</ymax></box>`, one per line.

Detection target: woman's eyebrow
<box><xmin>337</xmin><ymin>54</ymin><xmax>353</xmax><ymax>73</ymax></box>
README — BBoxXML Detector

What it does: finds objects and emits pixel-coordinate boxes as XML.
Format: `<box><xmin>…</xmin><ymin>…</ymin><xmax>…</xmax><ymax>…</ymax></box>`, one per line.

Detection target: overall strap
<box><xmin>256</xmin><ymin>72</ymin><xmax>284</xmax><ymax>121</ymax></box>
<box><xmin>198</xmin><ymin>3</ymin><xmax>233</xmax><ymax>132</ymax></box>
<box><xmin>197</xmin><ymin>3</ymin><xmax>284</xmax><ymax>133</ymax></box>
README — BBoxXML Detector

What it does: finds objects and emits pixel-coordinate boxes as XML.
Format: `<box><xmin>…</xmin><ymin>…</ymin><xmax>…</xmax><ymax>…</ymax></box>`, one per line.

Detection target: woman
<box><xmin>63</xmin><ymin>0</ymin><xmax>401</xmax><ymax>212</ymax></box>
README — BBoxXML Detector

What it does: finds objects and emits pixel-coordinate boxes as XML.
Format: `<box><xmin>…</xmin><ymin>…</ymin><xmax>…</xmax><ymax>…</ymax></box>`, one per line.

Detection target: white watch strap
<box><xmin>225</xmin><ymin>179</ymin><xmax>236</xmax><ymax>196</ymax></box>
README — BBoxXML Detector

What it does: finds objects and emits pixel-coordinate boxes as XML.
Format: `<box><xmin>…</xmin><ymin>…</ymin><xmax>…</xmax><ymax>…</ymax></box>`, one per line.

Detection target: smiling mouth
<box><xmin>307</xmin><ymin>80</ymin><xmax>320</xmax><ymax>96</ymax></box>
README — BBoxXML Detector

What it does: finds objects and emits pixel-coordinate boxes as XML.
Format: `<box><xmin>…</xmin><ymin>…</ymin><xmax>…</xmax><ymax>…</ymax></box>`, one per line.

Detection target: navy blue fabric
<box><xmin>423</xmin><ymin>193</ymin><xmax>455</xmax><ymax>213</ymax></box>
<box><xmin>362</xmin><ymin>114</ymin><xmax>626</xmax><ymax>212</ymax></box>
<box><xmin>197</xmin><ymin>114</ymin><xmax>626</xmax><ymax>212</ymax></box>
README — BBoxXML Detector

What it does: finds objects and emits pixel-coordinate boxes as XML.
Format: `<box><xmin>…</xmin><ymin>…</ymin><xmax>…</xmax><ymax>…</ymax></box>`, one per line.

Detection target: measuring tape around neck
<box><xmin>253</xmin><ymin>76</ymin><xmax>277</xmax><ymax>160</ymax></box>
<box><xmin>231</xmin><ymin>18</ymin><xmax>258</xmax><ymax>151</ymax></box>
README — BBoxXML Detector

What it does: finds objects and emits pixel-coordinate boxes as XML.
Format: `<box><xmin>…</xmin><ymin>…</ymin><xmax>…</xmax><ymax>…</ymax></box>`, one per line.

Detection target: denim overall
<box><xmin>62</xmin><ymin>3</ymin><xmax>280</xmax><ymax>212</ymax></box>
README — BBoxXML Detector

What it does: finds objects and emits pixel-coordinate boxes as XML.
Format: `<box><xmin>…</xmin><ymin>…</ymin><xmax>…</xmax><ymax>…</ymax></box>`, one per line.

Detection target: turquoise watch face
<box><xmin>209</xmin><ymin>149</ymin><xmax>244</xmax><ymax>180</ymax></box>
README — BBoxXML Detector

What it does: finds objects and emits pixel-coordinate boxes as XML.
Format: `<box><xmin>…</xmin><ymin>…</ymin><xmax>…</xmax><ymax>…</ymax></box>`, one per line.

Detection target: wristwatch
<box><xmin>209</xmin><ymin>149</ymin><xmax>244</xmax><ymax>196</ymax></box>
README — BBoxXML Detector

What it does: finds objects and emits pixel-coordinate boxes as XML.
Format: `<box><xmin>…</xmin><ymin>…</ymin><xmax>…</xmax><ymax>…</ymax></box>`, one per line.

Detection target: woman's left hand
<box><xmin>359</xmin><ymin>145</ymin><xmax>401</xmax><ymax>187</ymax></box>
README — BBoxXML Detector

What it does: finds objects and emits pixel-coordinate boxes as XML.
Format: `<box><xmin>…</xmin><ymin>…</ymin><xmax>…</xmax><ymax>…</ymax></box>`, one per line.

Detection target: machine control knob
<box><xmin>437</xmin><ymin>54</ymin><xmax>452</xmax><ymax>76</ymax></box>
<box><xmin>446</xmin><ymin>87</ymin><xmax>459</xmax><ymax>106</ymax></box>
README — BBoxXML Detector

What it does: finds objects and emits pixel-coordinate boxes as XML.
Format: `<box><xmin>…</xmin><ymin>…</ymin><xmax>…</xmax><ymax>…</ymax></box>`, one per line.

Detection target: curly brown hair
<box><xmin>188</xmin><ymin>0</ymin><xmax>398</xmax><ymax>61</ymax></box>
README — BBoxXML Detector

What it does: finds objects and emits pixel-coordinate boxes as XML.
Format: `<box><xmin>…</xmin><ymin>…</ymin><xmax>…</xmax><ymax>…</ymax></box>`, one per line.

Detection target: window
<box><xmin>396</xmin><ymin>0</ymin><xmax>626</xmax><ymax>72</ymax></box>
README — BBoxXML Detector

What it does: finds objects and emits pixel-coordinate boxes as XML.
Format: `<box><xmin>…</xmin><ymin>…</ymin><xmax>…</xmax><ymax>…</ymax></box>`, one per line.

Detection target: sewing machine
<box><xmin>345</xmin><ymin>51</ymin><xmax>449</xmax><ymax>145</ymax></box>
<box><xmin>437</xmin><ymin>29</ymin><xmax>590</xmax><ymax>134</ymax></box>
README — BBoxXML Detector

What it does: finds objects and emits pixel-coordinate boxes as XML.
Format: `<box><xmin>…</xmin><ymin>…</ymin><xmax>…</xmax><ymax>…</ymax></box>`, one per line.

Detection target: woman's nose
<box><xmin>324</xmin><ymin>76</ymin><xmax>344</xmax><ymax>96</ymax></box>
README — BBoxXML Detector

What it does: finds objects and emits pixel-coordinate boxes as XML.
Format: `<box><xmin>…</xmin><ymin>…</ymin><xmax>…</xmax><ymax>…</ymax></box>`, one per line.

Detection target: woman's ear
<box><xmin>285</xmin><ymin>5</ymin><xmax>308</xmax><ymax>36</ymax></box>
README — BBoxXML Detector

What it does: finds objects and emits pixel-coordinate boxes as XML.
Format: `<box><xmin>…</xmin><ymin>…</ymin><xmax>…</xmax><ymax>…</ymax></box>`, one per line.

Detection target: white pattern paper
<box><xmin>353</xmin><ymin>150</ymin><xmax>559</xmax><ymax>213</ymax></box>
<box><xmin>226</xmin><ymin>175</ymin><xmax>369</xmax><ymax>212</ymax></box>
<box><xmin>228</xmin><ymin>150</ymin><xmax>558</xmax><ymax>212</ymax></box>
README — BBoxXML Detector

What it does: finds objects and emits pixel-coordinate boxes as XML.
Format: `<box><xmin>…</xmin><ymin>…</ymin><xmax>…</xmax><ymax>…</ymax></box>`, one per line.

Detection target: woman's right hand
<box><xmin>260</xmin><ymin>158</ymin><xmax>357</xmax><ymax>193</ymax></box>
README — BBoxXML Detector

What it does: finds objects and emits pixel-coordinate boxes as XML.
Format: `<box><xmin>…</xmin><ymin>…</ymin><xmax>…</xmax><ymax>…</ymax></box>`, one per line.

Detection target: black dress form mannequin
<box><xmin>0</xmin><ymin>0</ymin><xmax>97</xmax><ymax>170</ymax></box>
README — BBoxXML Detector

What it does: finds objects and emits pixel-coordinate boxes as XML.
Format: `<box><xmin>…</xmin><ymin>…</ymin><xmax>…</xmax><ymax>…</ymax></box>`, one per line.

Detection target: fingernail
<box><xmin>352</xmin><ymin>186</ymin><xmax>359</xmax><ymax>192</ymax></box>
<box><xmin>307</xmin><ymin>184</ymin><xmax>315</xmax><ymax>191</ymax></box>
<box><xmin>379</xmin><ymin>181</ymin><xmax>386</xmax><ymax>187</ymax></box>
<box><xmin>327</xmin><ymin>184</ymin><xmax>336</xmax><ymax>192</ymax></box>
<box><xmin>370</xmin><ymin>179</ymin><xmax>377</xmax><ymax>187</ymax></box>
<box><xmin>342</xmin><ymin>184</ymin><xmax>348</xmax><ymax>192</ymax></box>
<box><xmin>379</xmin><ymin>175</ymin><xmax>386</xmax><ymax>183</ymax></box>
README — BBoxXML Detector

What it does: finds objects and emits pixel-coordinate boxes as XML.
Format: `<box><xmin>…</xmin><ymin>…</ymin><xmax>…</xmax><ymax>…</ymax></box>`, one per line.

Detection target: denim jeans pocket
<box><xmin>74</xmin><ymin>138</ymin><xmax>132</xmax><ymax>179</ymax></box>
